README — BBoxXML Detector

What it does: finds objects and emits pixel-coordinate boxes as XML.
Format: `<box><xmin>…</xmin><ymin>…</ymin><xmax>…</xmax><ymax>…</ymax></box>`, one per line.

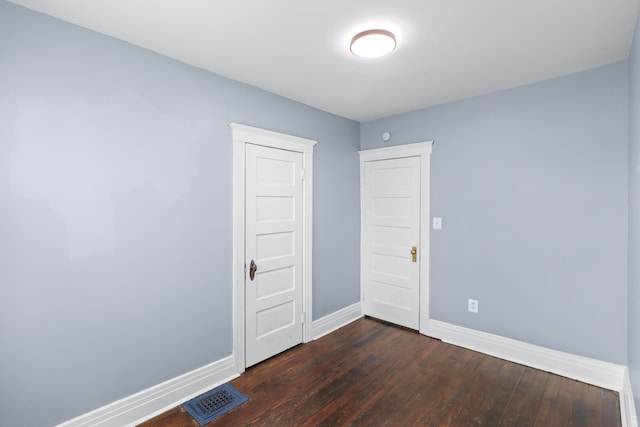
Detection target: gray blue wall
<box><xmin>629</xmin><ymin>15</ymin><xmax>640</xmax><ymax>414</ymax></box>
<box><xmin>0</xmin><ymin>2</ymin><xmax>360</xmax><ymax>425</ymax></box>
<box><xmin>2</xmin><ymin>0</ymin><xmax>637</xmax><ymax>425</ymax></box>
<box><xmin>361</xmin><ymin>62</ymin><xmax>629</xmax><ymax>365</ymax></box>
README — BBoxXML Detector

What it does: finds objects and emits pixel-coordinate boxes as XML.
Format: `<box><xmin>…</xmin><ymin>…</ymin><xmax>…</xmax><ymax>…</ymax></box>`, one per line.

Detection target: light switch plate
<box><xmin>433</xmin><ymin>217</ymin><xmax>442</xmax><ymax>230</ymax></box>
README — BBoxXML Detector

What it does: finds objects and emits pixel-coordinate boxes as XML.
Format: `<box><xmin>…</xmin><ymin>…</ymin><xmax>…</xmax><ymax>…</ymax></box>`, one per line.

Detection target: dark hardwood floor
<box><xmin>139</xmin><ymin>317</ymin><xmax>621</xmax><ymax>426</ymax></box>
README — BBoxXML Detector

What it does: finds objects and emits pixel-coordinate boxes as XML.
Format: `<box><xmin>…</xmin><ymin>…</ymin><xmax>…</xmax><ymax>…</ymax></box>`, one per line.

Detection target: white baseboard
<box><xmin>427</xmin><ymin>320</ymin><xmax>626</xmax><ymax>392</ymax></box>
<box><xmin>56</xmin><ymin>355</ymin><xmax>238</xmax><ymax>427</ymax></box>
<box><xmin>58</xmin><ymin>303</ymin><xmax>364</xmax><ymax>427</ymax></box>
<box><xmin>621</xmin><ymin>367</ymin><xmax>639</xmax><ymax>427</ymax></box>
<box><xmin>311</xmin><ymin>302</ymin><xmax>362</xmax><ymax>340</ymax></box>
<box><xmin>56</xmin><ymin>317</ymin><xmax>633</xmax><ymax>427</ymax></box>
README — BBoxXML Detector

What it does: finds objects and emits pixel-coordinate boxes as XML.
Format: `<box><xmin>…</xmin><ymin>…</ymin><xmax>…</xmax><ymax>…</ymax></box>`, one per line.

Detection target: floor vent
<box><xmin>182</xmin><ymin>383</ymin><xmax>249</xmax><ymax>425</ymax></box>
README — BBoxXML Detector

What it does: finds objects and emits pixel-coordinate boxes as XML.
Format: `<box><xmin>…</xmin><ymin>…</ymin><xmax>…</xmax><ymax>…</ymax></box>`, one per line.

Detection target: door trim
<box><xmin>359</xmin><ymin>141</ymin><xmax>433</xmax><ymax>335</ymax></box>
<box><xmin>231</xmin><ymin>123</ymin><xmax>316</xmax><ymax>374</ymax></box>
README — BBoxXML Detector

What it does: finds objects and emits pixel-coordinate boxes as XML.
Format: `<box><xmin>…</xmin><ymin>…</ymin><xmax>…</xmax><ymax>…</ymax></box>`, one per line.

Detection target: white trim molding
<box><xmin>621</xmin><ymin>367</ymin><xmax>639</xmax><ymax>427</ymax></box>
<box><xmin>359</xmin><ymin>141</ymin><xmax>433</xmax><ymax>335</ymax></box>
<box><xmin>311</xmin><ymin>302</ymin><xmax>363</xmax><ymax>340</ymax></box>
<box><xmin>231</xmin><ymin>123</ymin><xmax>317</xmax><ymax>374</ymax></box>
<box><xmin>56</xmin><ymin>356</ymin><xmax>237</xmax><ymax>427</ymax></box>
<box><xmin>427</xmin><ymin>320</ymin><xmax>626</xmax><ymax>392</ymax></box>
<box><xmin>56</xmin><ymin>316</ymin><xmax>636</xmax><ymax>427</ymax></box>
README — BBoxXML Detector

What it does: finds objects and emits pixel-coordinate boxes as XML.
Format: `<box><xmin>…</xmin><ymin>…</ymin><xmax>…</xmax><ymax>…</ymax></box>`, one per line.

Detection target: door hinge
<box><xmin>301</xmin><ymin>312</ymin><xmax>305</xmax><ymax>324</ymax></box>
<box><xmin>301</xmin><ymin>168</ymin><xmax>305</xmax><ymax>181</ymax></box>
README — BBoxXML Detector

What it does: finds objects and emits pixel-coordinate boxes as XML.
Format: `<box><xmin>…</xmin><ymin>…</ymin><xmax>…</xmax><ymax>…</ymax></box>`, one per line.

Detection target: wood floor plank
<box><xmin>214</xmin><ymin>319</ymin><xmax>402</xmax><ymax>426</ymax></box>
<box><xmin>346</xmin><ymin>341</ymin><xmax>457</xmax><ymax>426</ymax></box>
<box><xmin>139</xmin><ymin>317</ymin><xmax>621</xmax><ymax>427</ymax></box>
<box><xmin>478</xmin><ymin>361</ymin><xmax>527</xmax><ymax>426</ymax></box>
<box><xmin>301</xmin><ymin>332</ymin><xmax>444</xmax><ymax>426</ymax></box>
<box><xmin>532</xmin><ymin>370</ymin><xmax>562</xmax><ymax>426</ymax></box>
<box><xmin>410</xmin><ymin>347</ymin><xmax>482</xmax><ymax>423</ymax></box>
<box><xmin>602</xmin><ymin>386</ymin><xmax>623</xmax><ymax>427</ymax></box>
<box><xmin>510</xmin><ymin>368</ymin><xmax>550</xmax><ymax>427</ymax></box>
<box><xmin>410</xmin><ymin>346</ymin><xmax>485</xmax><ymax>426</ymax></box>
<box><xmin>554</xmin><ymin>377</ymin><xmax>583</xmax><ymax>426</ymax></box>
<box><xmin>439</xmin><ymin>355</ymin><xmax>505</xmax><ymax>426</ymax></box>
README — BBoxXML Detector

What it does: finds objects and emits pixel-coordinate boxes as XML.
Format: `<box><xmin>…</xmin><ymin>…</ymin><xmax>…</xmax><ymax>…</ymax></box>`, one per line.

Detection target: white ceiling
<box><xmin>8</xmin><ymin>0</ymin><xmax>640</xmax><ymax>122</ymax></box>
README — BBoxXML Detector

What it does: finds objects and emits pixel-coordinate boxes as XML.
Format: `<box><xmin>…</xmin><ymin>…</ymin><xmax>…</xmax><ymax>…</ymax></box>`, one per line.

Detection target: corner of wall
<box><xmin>311</xmin><ymin>302</ymin><xmax>363</xmax><ymax>340</ymax></box>
<box><xmin>622</xmin><ymin>367</ymin><xmax>639</xmax><ymax>427</ymax></box>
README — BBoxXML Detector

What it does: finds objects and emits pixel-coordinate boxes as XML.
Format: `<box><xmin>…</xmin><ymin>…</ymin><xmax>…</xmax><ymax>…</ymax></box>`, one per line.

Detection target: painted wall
<box><xmin>629</xmin><ymin>15</ymin><xmax>640</xmax><ymax>414</ymax></box>
<box><xmin>0</xmin><ymin>2</ymin><xmax>360</xmax><ymax>426</ymax></box>
<box><xmin>361</xmin><ymin>62</ymin><xmax>629</xmax><ymax>364</ymax></box>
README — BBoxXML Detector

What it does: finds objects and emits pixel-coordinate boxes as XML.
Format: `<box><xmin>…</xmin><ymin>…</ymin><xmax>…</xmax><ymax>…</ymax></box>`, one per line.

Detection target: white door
<box><xmin>363</xmin><ymin>156</ymin><xmax>421</xmax><ymax>330</ymax></box>
<box><xmin>245</xmin><ymin>143</ymin><xmax>304</xmax><ymax>367</ymax></box>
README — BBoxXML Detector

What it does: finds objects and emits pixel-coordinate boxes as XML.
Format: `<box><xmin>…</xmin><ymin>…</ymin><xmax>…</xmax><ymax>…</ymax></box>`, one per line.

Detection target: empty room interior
<box><xmin>2</xmin><ymin>0</ymin><xmax>640</xmax><ymax>426</ymax></box>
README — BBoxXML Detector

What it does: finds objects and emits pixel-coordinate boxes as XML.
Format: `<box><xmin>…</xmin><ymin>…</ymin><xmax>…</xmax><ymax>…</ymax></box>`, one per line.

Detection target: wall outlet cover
<box><xmin>468</xmin><ymin>299</ymin><xmax>478</xmax><ymax>313</ymax></box>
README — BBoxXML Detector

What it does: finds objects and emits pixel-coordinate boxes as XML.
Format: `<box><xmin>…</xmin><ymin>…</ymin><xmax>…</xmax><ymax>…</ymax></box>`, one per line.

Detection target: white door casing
<box><xmin>245</xmin><ymin>144</ymin><xmax>303</xmax><ymax>367</ymax></box>
<box><xmin>363</xmin><ymin>156</ymin><xmax>421</xmax><ymax>329</ymax></box>
<box><xmin>232</xmin><ymin>123</ymin><xmax>316</xmax><ymax>373</ymax></box>
<box><xmin>359</xmin><ymin>142</ymin><xmax>433</xmax><ymax>335</ymax></box>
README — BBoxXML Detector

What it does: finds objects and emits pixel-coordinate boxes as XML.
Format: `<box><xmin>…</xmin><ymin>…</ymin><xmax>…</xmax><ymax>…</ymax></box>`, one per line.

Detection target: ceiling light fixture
<box><xmin>350</xmin><ymin>29</ymin><xmax>396</xmax><ymax>58</ymax></box>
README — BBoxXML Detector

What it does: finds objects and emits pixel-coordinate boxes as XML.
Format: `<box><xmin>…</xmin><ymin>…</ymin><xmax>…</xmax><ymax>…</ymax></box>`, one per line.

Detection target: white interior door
<box><xmin>245</xmin><ymin>143</ymin><xmax>303</xmax><ymax>367</ymax></box>
<box><xmin>363</xmin><ymin>156</ymin><xmax>421</xmax><ymax>330</ymax></box>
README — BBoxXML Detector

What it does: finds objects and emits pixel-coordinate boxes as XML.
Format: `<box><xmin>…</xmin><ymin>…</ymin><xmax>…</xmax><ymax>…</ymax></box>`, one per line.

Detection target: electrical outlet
<box><xmin>468</xmin><ymin>299</ymin><xmax>478</xmax><ymax>314</ymax></box>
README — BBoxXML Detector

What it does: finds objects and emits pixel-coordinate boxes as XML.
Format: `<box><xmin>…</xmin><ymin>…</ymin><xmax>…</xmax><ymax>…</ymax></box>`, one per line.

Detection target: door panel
<box><xmin>363</xmin><ymin>157</ymin><xmax>421</xmax><ymax>330</ymax></box>
<box><xmin>245</xmin><ymin>143</ymin><xmax>303</xmax><ymax>367</ymax></box>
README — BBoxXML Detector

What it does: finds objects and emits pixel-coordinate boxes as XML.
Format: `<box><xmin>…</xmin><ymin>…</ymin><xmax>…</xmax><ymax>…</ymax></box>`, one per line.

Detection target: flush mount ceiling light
<box><xmin>350</xmin><ymin>29</ymin><xmax>397</xmax><ymax>58</ymax></box>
